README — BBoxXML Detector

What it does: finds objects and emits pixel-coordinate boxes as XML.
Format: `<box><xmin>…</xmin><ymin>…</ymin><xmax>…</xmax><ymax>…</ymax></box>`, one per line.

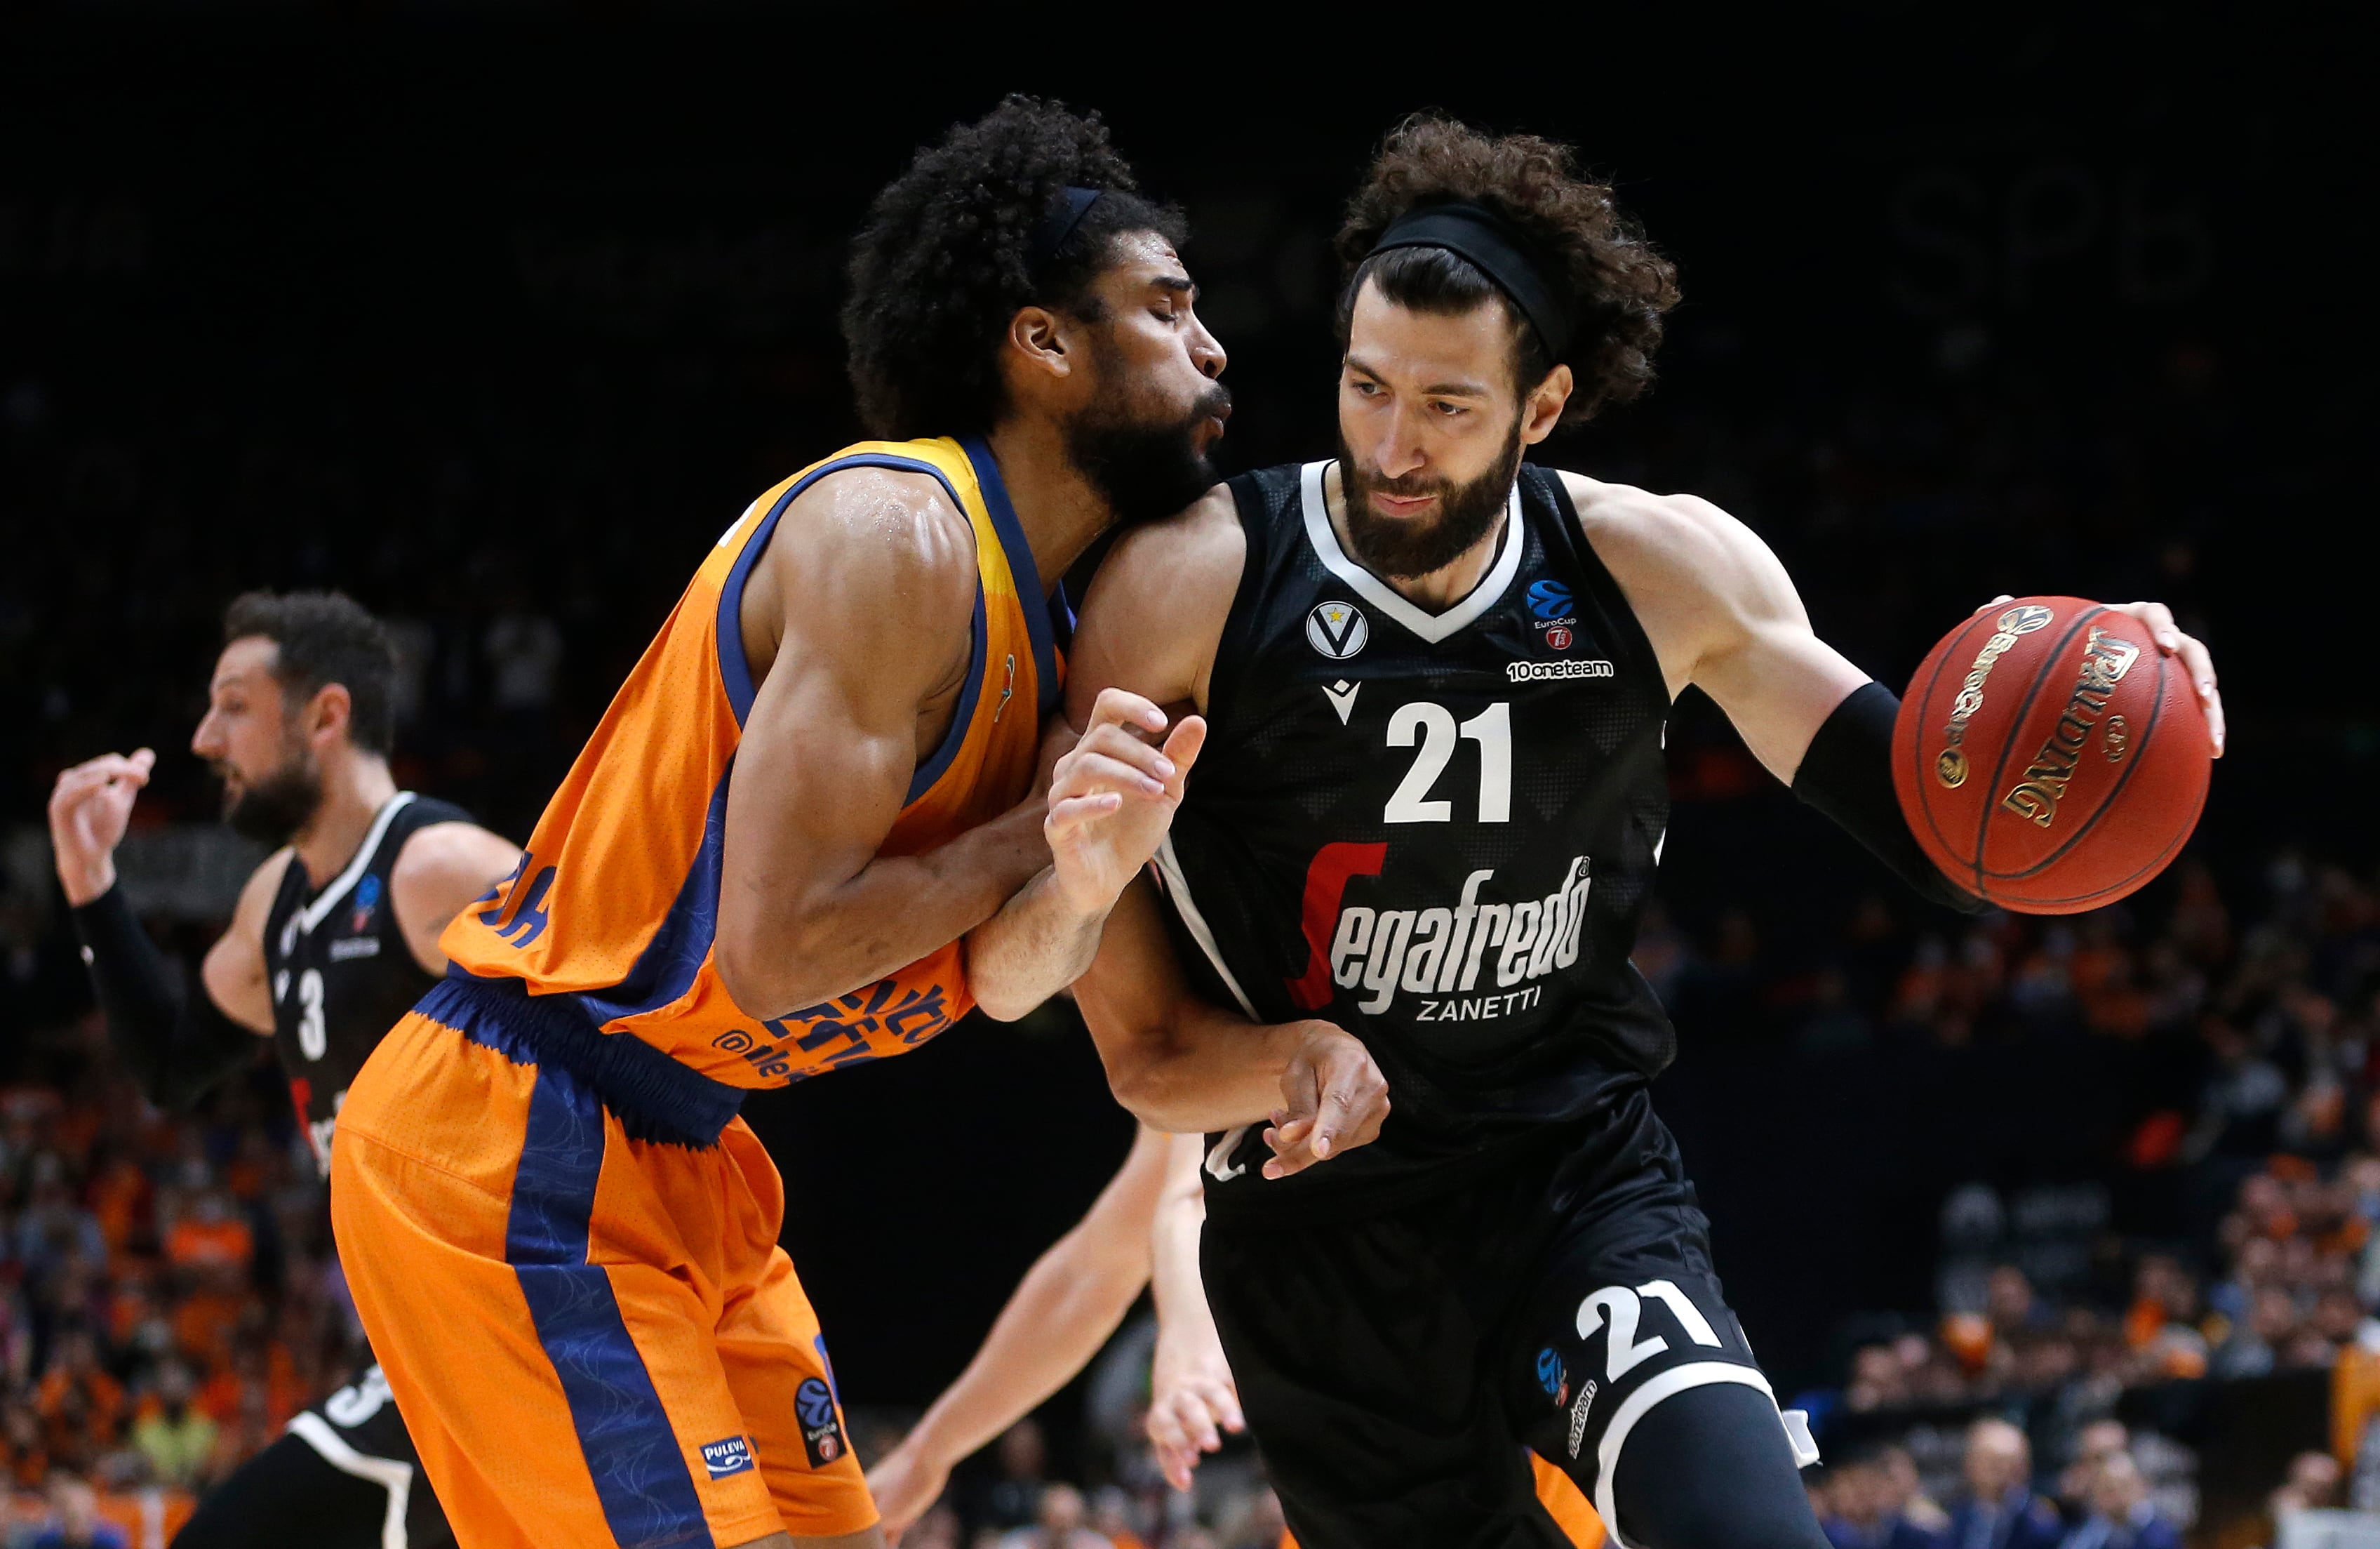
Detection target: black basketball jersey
<box><xmin>261</xmin><ymin>792</ymin><xmax>472</xmax><ymax>1177</ymax></box>
<box><xmin>1160</xmin><ymin>460</ymin><xmax>1677</xmax><ymax>1218</ymax></box>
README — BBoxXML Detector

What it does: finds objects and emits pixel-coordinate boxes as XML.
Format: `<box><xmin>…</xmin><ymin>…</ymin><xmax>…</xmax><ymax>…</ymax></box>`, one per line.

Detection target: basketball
<box><xmin>1892</xmin><ymin>597</ymin><xmax>2212</xmax><ymax>914</ymax></box>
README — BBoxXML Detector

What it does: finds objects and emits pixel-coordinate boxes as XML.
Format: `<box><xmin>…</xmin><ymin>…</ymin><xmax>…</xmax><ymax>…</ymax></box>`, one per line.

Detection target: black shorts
<box><xmin>176</xmin><ymin>1362</ymin><xmax>453</xmax><ymax>1549</ymax></box>
<box><xmin>1201</xmin><ymin>1086</ymin><xmax>1796</xmax><ymax>1549</ymax></box>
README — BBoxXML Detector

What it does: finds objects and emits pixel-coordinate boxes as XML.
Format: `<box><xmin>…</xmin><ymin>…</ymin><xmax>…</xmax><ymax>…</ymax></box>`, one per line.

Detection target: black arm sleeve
<box><xmin>1792</xmin><ymin>680</ymin><xmax>1988</xmax><ymax>915</ymax></box>
<box><xmin>68</xmin><ymin>884</ymin><xmax>268</xmax><ymax>1109</ymax></box>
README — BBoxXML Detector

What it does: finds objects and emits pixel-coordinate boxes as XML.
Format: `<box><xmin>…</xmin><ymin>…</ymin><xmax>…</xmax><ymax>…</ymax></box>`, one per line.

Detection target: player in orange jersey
<box><xmin>330</xmin><ymin>98</ymin><xmax>1386</xmax><ymax>1549</ymax></box>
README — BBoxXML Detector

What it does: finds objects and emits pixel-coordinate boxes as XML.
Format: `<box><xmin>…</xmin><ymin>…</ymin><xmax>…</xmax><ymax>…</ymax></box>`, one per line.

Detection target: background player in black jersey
<box><xmin>1044</xmin><ymin>118</ymin><xmax>2228</xmax><ymax>1549</ymax></box>
<box><xmin>46</xmin><ymin>590</ymin><xmax>519</xmax><ymax>1549</ymax></box>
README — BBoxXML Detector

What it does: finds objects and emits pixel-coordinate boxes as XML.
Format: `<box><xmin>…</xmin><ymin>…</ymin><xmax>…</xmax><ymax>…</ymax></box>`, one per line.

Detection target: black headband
<box><xmin>1029</xmin><ymin>186</ymin><xmax>1104</xmax><ymax>275</ymax></box>
<box><xmin>1365</xmin><ymin>201</ymin><xmax>1576</xmax><ymax>358</ymax></box>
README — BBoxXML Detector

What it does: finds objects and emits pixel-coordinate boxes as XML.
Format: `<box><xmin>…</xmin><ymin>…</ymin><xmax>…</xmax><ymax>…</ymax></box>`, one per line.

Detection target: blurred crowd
<box><xmin>0</xmin><ymin>1048</ymin><xmax>359</xmax><ymax>1548</ymax></box>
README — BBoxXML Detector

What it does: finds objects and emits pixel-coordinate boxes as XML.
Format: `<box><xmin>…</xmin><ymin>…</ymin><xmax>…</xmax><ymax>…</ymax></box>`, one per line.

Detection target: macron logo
<box><xmin>700</xmin><ymin>1436</ymin><xmax>756</xmax><ymax>1479</ymax></box>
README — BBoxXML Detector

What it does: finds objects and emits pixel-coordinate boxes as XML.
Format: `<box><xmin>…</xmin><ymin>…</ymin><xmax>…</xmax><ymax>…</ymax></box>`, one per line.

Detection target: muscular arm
<box><xmin>715</xmin><ymin>470</ymin><xmax>1050</xmax><ymax>1019</ymax></box>
<box><xmin>389</xmin><ymin>822</ymin><xmax>522</xmax><ymax>976</ymax></box>
<box><xmin>867</xmin><ymin>1124</ymin><xmax>1173</xmax><ymax>1534</ymax></box>
<box><xmin>1564</xmin><ymin>472</ymin><xmax>2220</xmax><ymax>907</ymax></box>
<box><xmin>1067</xmin><ymin>493</ymin><xmax>1390</xmax><ymax>1169</ymax></box>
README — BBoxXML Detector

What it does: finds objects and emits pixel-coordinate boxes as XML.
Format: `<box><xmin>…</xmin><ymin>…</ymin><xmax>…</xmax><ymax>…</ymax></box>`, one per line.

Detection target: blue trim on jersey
<box><xmin>573</xmin><ymin>764</ymin><xmax>733</xmax><ymax>1032</ymax></box>
<box><xmin>503</xmin><ymin>1059</ymin><xmax>715</xmax><ymax>1549</ymax></box>
<box><xmin>959</xmin><ymin>437</ymin><xmax>1062</xmax><ymax>719</ymax></box>
<box><xmin>904</xmin><ymin>592</ymin><xmax>988</xmax><ymax>804</ymax></box>
<box><xmin>714</xmin><ymin>456</ymin><xmax>991</xmax><ymax>795</ymax></box>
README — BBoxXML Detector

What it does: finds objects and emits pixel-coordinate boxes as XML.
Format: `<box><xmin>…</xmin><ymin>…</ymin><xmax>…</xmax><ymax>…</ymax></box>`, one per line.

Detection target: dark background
<box><xmin>2</xmin><ymin>0</ymin><xmax>2367</xmax><ymax>1451</ymax></box>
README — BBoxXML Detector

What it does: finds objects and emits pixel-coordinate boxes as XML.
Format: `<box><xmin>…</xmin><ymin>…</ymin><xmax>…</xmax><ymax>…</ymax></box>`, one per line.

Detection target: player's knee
<box><xmin>1607</xmin><ymin>1382</ymin><xmax>1829</xmax><ymax>1549</ymax></box>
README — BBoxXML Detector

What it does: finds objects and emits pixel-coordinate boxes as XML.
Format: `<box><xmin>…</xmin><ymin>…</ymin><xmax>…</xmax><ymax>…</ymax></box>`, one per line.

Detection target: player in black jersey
<box><xmin>46</xmin><ymin>590</ymin><xmax>519</xmax><ymax>1549</ymax></box>
<box><xmin>1050</xmin><ymin>118</ymin><xmax>2226</xmax><ymax>1549</ymax></box>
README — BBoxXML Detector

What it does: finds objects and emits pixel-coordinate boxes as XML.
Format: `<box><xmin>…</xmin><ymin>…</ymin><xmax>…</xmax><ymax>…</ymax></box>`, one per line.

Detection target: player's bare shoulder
<box><xmin>740</xmin><ymin>463</ymin><xmax>980</xmax><ymax>688</ymax></box>
<box><xmin>1556</xmin><ymin>470</ymin><xmax>1800</xmax><ymax>691</ymax></box>
<box><xmin>1073</xmin><ymin>483</ymin><xmax>1245</xmax><ymax>717</ymax></box>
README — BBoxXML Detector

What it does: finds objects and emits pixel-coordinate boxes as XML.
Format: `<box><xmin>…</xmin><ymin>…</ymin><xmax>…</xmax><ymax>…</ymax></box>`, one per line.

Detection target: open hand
<box><xmin>864</xmin><ymin>1437</ymin><xmax>950</xmax><ymax>1545</ymax></box>
<box><xmin>1976</xmin><ymin>597</ymin><xmax>2223</xmax><ymax>757</ymax></box>
<box><xmin>48</xmin><ymin>748</ymin><xmax>156</xmax><ymax>905</ymax></box>
<box><xmin>1045</xmin><ymin>688</ymin><xmax>1207</xmax><ymax>919</ymax></box>
<box><xmin>1262</xmin><ymin>1023</ymin><xmax>1390</xmax><ymax>1179</ymax></box>
<box><xmin>1147</xmin><ymin>1327</ymin><xmax>1245</xmax><ymax>1491</ymax></box>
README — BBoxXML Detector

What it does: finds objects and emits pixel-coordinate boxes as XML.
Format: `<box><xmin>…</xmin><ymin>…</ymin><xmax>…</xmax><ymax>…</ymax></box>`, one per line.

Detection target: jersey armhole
<box><xmin>1532</xmin><ymin>465</ymin><xmax>1670</xmax><ymax>700</ymax></box>
<box><xmin>1207</xmin><ymin>473</ymin><xmax>1276</xmax><ymax>736</ymax></box>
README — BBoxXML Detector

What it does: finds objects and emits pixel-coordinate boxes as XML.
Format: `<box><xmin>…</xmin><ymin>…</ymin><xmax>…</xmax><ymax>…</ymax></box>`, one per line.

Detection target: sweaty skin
<box><xmin>47</xmin><ymin>637</ymin><xmax>521</xmax><ymax>1041</ymax></box>
<box><xmin>1069</xmin><ymin>276</ymin><xmax>2225</xmax><ymax>1177</ymax></box>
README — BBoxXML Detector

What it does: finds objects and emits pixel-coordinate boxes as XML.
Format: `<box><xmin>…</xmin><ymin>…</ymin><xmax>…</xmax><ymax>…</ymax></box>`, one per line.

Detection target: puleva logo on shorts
<box><xmin>795</xmin><ymin>1377</ymin><xmax>848</xmax><ymax>1469</ymax></box>
<box><xmin>1306</xmin><ymin>601</ymin><xmax>1369</xmax><ymax>660</ymax></box>
<box><xmin>700</xmin><ymin>1436</ymin><xmax>755</xmax><ymax>1480</ymax></box>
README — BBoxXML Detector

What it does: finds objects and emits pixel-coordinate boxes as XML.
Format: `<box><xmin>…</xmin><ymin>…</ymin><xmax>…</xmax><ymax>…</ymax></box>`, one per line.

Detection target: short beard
<box><xmin>1337</xmin><ymin>421</ymin><xmax>1523</xmax><ymax>579</ymax></box>
<box><xmin>1066</xmin><ymin>337</ymin><xmax>1232</xmax><ymax>529</ymax></box>
<box><xmin>220</xmin><ymin>745</ymin><xmax>323</xmax><ymax>846</ymax></box>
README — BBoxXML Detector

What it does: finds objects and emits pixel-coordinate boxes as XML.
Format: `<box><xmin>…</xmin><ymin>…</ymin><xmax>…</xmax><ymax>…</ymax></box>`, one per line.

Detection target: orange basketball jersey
<box><xmin>443</xmin><ymin>436</ymin><xmax>1059</xmax><ymax>1089</ymax></box>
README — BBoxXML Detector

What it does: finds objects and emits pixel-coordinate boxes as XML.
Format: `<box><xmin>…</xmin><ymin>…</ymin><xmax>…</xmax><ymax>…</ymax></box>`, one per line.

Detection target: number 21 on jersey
<box><xmin>1386</xmin><ymin>700</ymin><xmax>1511</xmax><ymax>824</ymax></box>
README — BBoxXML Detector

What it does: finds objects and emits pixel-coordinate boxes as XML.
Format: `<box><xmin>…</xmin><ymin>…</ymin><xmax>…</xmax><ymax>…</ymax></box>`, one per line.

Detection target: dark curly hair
<box><xmin>843</xmin><ymin>96</ymin><xmax>1187</xmax><ymax>441</ymax></box>
<box><xmin>222</xmin><ymin>590</ymin><xmax>401</xmax><ymax>754</ymax></box>
<box><xmin>1336</xmin><ymin>114</ymin><xmax>1679</xmax><ymax>425</ymax></box>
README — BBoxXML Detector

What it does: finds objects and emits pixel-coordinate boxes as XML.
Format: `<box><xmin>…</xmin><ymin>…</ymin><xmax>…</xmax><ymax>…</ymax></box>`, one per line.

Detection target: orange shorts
<box><xmin>330</xmin><ymin>980</ymin><xmax>874</xmax><ymax>1548</ymax></box>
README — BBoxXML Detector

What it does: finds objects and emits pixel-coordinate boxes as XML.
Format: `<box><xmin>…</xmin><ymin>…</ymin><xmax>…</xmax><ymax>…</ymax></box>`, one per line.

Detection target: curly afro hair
<box><xmin>1336</xmin><ymin>114</ymin><xmax>1680</xmax><ymax>425</ymax></box>
<box><xmin>843</xmin><ymin>96</ymin><xmax>1187</xmax><ymax>441</ymax></box>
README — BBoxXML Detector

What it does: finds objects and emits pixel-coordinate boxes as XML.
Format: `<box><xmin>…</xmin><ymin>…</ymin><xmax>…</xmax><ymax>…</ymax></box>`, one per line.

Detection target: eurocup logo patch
<box><xmin>351</xmin><ymin>872</ymin><xmax>382</xmax><ymax>933</ymax></box>
<box><xmin>795</xmin><ymin>1377</ymin><xmax>848</xmax><ymax>1468</ymax></box>
<box><xmin>1306</xmin><ymin>601</ymin><xmax>1369</xmax><ymax>660</ymax></box>
<box><xmin>700</xmin><ymin>1435</ymin><xmax>755</xmax><ymax>1480</ymax></box>
<box><xmin>1527</xmin><ymin>580</ymin><xmax>1575</xmax><ymax>620</ymax></box>
<box><xmin>1536</xmin><ymin>1346</ymin><xmax>1569</xmax><ymax>1408</ymax></box>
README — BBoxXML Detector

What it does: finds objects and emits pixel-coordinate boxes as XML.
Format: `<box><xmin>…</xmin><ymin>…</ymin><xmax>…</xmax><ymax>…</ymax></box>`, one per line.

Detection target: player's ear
<box><xmin>308</xmin><ymin>682</ymin><xmax>354</xmax><ymax>747</ymax></box>
<box><xmin>1006</xmin><ymin>305</ymin><xmax>1076</xmax><ymax>384</ymax></box>
<box><xmin>1520</xmin><ymin>364</ymin><xmax>1573</xmax><ymax>446</ymax></box>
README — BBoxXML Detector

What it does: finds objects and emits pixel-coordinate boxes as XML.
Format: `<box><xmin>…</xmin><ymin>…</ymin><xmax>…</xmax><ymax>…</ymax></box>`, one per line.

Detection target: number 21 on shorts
<box><xmin>1575</xmin><ymin>1279</ymin><xmax>1724</xmax><ymax>1382</ymax></box>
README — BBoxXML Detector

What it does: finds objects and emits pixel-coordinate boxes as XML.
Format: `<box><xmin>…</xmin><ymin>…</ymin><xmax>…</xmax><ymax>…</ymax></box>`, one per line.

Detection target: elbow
<box><xmin>715</xmin><ymin>914</ymin><xmax>847</xmax><ymax>1021</ymax></box>
<box><xmin>1102</xmin><ymin>1046</ymin><xmax>1205</xmax><ymax>1133</ymax></box>
<box><xmin>971</xmin><ymin>982</ymin><xmax>1048</xmax><ymax>1025</ymax></box>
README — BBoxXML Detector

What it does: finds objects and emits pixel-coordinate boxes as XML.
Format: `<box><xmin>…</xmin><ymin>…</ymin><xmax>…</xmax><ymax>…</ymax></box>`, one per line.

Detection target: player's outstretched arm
<box><xmin>867</xmin><ymin>1124</ymin><xmax>1175</xmax><ymax>1541</ymax></box>
<box><xmin>49</xmin><ymin>749</ymin><xmax>273</xmax><ymax>1108</ymax></box>
<box><xmin>716</xmin><ymin>471</ymin><xmax>1052</xmax><ymax>1019</ymax></box>
<box><xmin>1565</xmin><ymin>474</ymin><xmax>2220</xmax><ymax>911</ymax></box>
<box><xmin>388</xmin><ymin>821</ymin><xmax>522</xmax><ymax>976</ymax></box>
<box><xmin>1147</xmin><ymin>1131</ymin><xmax>1243</xmax><ymax>1490</ymax></box>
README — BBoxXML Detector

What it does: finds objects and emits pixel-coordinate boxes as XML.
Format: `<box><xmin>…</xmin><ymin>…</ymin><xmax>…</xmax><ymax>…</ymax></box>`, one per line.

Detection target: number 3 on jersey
<box><xmin>272</xmin><ymin>967</ymin><xmax>330</xmax><ymax>1061</ymax></box>
<box><xmin>1386</xmin><ymin>700</ymin><xmax>1511</xmax><ymax>824</ymax></box>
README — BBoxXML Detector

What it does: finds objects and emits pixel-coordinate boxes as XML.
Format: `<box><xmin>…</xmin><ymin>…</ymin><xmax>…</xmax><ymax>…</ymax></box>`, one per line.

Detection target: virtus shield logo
<box><xmin>1306</xmin><ymin>601</ymin><xmax>1369</xmax><ymax>660</ymax></box>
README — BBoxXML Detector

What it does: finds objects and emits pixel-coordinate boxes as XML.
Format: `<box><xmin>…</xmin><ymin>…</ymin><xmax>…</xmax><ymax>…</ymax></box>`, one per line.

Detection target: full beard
<box><xmin>1067</xmin><ymin>349</ymin><xmax>1232</xmax><ymax>528</ymax></box>
<box><xmin>219</xmin><ymin>748</ymin><xmax>324</xmax><ymax>846</ymax></box>
<box><xmin>1337</xmin><ymin>423</ymin><xmax>1523</xmax><ymax>579</ymax></box>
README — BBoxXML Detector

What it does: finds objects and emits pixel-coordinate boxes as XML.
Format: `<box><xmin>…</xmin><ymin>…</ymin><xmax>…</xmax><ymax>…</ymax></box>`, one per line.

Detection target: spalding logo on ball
<box><xmin>1893</xmin><ymin>597</ymin><xmax>2212</xmax><ymax>915</ymax></box>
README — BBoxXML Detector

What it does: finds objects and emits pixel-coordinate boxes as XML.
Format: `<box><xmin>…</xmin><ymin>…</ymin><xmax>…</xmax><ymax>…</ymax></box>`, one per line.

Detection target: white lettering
<box><xmin>1461</xmin><ymin>904</ymin><xmax>1509</xmax><ymax>992</ymax></box>
<box><xmin>1401</xmin><ymin>908</ymin><xmax>1452</xmax><ymax>992</ymax></box>
<box><xmin>1330</xmin><ymin>908</ymin><xmax>1376</xmax><ymax>988</ymax></box>
<box><xmin>1497</xmin><ymin>901</ymin><xmax>1542</xmax><ymax>988</ymax></box>
<box><xmin>1359</xmin><ymin>911</ymin><xmax>1415</xmax><ymax>1013</ymax></box>
<box><xmin>1440</xmin><ymin>870</ymin><xmax>1497</xmax><ymax>992</ymax></box>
